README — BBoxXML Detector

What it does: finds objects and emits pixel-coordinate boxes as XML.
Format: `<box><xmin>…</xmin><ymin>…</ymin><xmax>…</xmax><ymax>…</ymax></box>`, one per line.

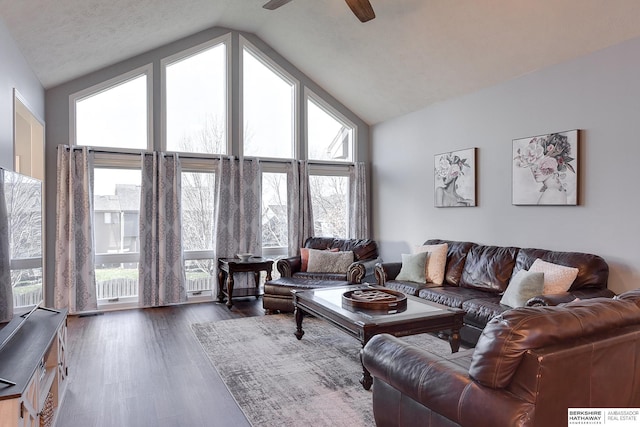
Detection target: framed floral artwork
<box><xmin>434</xmin><ymin>147</ymin><xmax>476</xmax><ymax>207</ymax></box>
<box><xmin>512</xmin><ymin>130</ymin><xmax>578</xmax><ymax>205</ymax></box>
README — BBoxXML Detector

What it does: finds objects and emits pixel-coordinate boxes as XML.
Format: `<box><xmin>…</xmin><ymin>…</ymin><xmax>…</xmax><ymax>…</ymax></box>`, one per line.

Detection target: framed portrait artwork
<box><xmin>512</xmin><ymin>130</ymin><xmax>578</xmax><ymax>205</ymax></box>
<box><xmin>434</xmin><ymin>147</ymin><xmax>476</xmax><ymax>207</ymax></box>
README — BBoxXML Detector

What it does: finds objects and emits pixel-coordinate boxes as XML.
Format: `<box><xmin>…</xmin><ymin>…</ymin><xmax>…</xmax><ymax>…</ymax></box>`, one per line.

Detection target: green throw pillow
<box><xmin>395</xmin><ymin>252</ymin><xmax>429</xmax><ymax>283</ymax></box>
<box><xmin>500</xmin><ymin>269</ymin><xmax>545</xmax><ymax>308</ymax></box>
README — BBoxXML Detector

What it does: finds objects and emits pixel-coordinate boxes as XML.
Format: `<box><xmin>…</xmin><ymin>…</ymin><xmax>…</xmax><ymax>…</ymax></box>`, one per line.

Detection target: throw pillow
<box><xmin>500</xmin><ymin>270</ymin><xmax>545</xmax><ymax>308</ymax></box>
<box><xmin>300</xmin><ymin>247</ymin><xmax>338</xmax><ymax>271</ymax></box>
<box><xmin>415</xmin><ymin>243</ymin><xmax>448</xmax><ymax>285</ymax></box>
<box><xmin>529</xmin><ymin>258</ymin><xmax>579</xmax><ymax>294</ymax></box>
<box><xmin>306</xmin><ymin>249</ymin><xmax>354</xmax><ymax>274</ymax></box>
<box><xmin>395</xmin><ymin>251</ymin><xmax>430</xmax><ymax>283</ymax></box>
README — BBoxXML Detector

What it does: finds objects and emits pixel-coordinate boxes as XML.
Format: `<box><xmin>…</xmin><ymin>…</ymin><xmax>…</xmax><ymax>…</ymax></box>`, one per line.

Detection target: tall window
<box><xmin>262</xmin><ymin>171</ymin><xmax>288</xmax><ymax>252</ymax></box>
<box><xmin>93</xmin><ymin>168</ymin><xmax>141</xmax><ymax>304</ymax></box>
<box><xmin>5</xmin><ymin>172</ymin><xmax>42</xmax><ymax>309</ymax></box>
<box><xmin>164</xmin><ymin>38</ymin><xmax>228</xmax><ymax>154</ymax></box>
<box><xmin>242</xmin><ymin>42</ymin><xmax>297</xmax><ymax>159</ymax></box>
<box><xmin>309</xmin><ymin>173</ymin><xmax>349</xmax><ymax>238</ymax></box>
<box><xmin>181</xmin><ymin>171</ymin><xmax>216</xmax><ymax>297</ymax></box>
<box><xmin>307</xmin><ymin>94</ymin><xmax>355</xmax><ymax>162</ymax></box>
<box><xmin>73</xmin><ymin>66</ymin><xmax>151</xmax><ymax>150</ymax></box>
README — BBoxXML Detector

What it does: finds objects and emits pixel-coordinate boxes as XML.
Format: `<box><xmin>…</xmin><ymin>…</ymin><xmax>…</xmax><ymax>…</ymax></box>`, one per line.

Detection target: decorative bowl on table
<box><xmin>236</xmin><ymin>253</ymin><xmax>253</xmax><ymax>262</ymax></box>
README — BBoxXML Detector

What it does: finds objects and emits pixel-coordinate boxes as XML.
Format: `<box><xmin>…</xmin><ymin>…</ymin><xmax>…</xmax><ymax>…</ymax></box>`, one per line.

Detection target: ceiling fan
<box><xmin>263</xmin><ymin>0</ymin><xmax>375</xmax><ymax>23</ymax></box>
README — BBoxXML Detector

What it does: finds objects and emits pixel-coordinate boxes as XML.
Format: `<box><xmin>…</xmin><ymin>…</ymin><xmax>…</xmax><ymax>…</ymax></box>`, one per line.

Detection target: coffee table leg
<box><xmin>294</xmin><ymin>307</ymin><xmax>305</xmax><ymax>340</ymax></box>
<box><xmin>360</xmin><ymin>347</ymin><xmax>373</xmax><ymax>391</ymax></box>
<box><xmin>449</xmin><ymin>328</ymin><xmax>461</xmax><ymax>353</ymax></box>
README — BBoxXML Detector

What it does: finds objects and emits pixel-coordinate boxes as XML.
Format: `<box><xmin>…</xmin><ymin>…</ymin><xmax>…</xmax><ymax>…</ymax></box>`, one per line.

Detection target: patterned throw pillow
<box><xmin>500</xmin><ymin>270</ymin><xmax>545</xmax><ymax>308</ymax></box>
<box><xmin>529</xmin><ymin>258</ymin><xmax>579</xmax><ymax>294</ymax></box>
<box><xmin>414</xmin><ymin>243</ymin><xmax>448</xmax><ymax>285</ymax></box>
<box><xmin>306</xmin><ymin>249</ymin><xmax>354</xmax><ymax>274</ymax></box>
<box><xmin>300</xmin><ymin>247</ymin><xmax>338</xmax><ymax>271</ymax></box>
<box><xmin>395</xmin><ymin>251</ymin><xmax>429</xmax><ymax>283</ymax></box>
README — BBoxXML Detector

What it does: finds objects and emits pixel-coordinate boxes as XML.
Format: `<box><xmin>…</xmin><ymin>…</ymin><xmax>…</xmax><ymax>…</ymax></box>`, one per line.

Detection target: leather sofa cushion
<box><xmin>424</xmin><ymin>239</ymin><xmax>475</xmax><ymax>286</ymax></box>
<box><xmin>459</xmin><ymin>245</ymin><xmax>519</xmax><ymax>293</ymax></box>
<box><xmin>469</xmin><ymin>297</ymin><xmax>640</xmax><ymax>389</ymax></box>
<box><xmin>510</xmin><ymin>248</ymin><xmax>609</xmax><ymax>291</ymax></box>
<box><xmin>384</xmin><ymin>280</ymin><xmax>430</xmax><ymax>296</ymax></box>
<box><xmin>304</xmin><ymin>237</ymin><xmax>378</xmax><ymax>261</ymax></box>
<box><xmin>462</xmin><ymin>297</ymin><xmax>510</xmax><ymax>329</ymax></box>
<box><xmin>418</xmin><ymin>286</ymin><xmax>493</xmax><ymax>308</ymax></box>
<box><xmin>615</xmin><ymin>288</ymin><xmax>640</xmax><ymax>307</ymax></box>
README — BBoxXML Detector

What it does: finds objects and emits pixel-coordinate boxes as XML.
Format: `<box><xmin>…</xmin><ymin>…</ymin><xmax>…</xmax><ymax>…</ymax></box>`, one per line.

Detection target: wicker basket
<box><xmin>40</xmin><ymin>392</ymin><xmax>54</xmax><ymax>427</ymax></box>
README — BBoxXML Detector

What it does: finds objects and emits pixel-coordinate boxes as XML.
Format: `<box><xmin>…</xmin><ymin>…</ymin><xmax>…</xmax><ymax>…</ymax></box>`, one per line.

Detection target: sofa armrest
<box><xmin>362</xmin><ymin>334</ymin><xmax>471</xmax><ymax>424</ymax></box>
<box><xmin>375</xmin><ymin>262</ymin><xmax>402</xmax><ymax>286</ymax></box>
<box><xmin>276</xmin><ymin>256</ymin><xmax>302</xmax><ymax>277</ymax></box>
<box><xmin>347</xmin><ymin>257</ymin><xmax>382</xmax><ymax>284</ymax></box>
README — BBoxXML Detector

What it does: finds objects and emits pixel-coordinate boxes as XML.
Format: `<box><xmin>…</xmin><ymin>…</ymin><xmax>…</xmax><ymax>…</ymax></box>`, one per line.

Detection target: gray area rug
<box><xmin>191</xmin><ymin>314</ymin><xmax>461</xmax><ymax>427</ymax></box>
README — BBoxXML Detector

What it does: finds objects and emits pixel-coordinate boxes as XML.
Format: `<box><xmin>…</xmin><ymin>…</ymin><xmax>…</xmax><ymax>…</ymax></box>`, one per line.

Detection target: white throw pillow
<box><xmin>500</xmin><ymin>270</ymin><xmax>545</xmax><ymax>308</ymax></box>
<box><xmin>395</xmin><ymin>251</ymin><xmax>429</xmax><ymax>283</ymax></box>
<box><xmin>529</xmin><ymin>258</ymin><xmax>579</xmax><ymax>294</ymax></box>
<box><xmin>415</xmin><ymin>243</ymin><xmax>448</xmax><ymax>285</ymax></box>
<box><xmin>306</xmin><ymin>249</ymin><xmax>354</xmax><ymax>274</ymax></box>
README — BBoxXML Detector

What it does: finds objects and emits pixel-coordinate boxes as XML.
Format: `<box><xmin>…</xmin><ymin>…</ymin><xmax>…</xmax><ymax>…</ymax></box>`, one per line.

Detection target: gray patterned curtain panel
<box><xmin>349</xmin><ymin>162</ymin><xmax>368</xmax><ymax>239</ymax></box>
<box><xmin>54</xmin><ymin>146</ymin><xmax>98</xmax><ymax>314</ymax></box>
<box><xmin>286</xmin><ymin>160</ymin><xmax>314</xmax><ymax>257</ymax></box>
<box><xmin>138</xmin><ymin>152</ymin><xmax>186</xmax><ymax>307</ymax></box>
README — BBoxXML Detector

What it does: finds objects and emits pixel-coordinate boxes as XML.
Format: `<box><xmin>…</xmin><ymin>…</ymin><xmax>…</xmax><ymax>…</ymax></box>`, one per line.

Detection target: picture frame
<box><xmin>512</xmin><ymin>130</ymin><xmax>578</xmax><ymax>206</ymax></box>
<box><xmin>434</xmin><ymin>147</ymin><xmax>476</xmax><ymax>207</ymax></box>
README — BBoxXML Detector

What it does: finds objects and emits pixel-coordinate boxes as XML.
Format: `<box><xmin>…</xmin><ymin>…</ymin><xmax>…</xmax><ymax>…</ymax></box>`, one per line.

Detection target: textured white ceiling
<box><xmin>2</xmin><ymin>0</ymin><xmax>640</xmax><ymax>124</ymax></box>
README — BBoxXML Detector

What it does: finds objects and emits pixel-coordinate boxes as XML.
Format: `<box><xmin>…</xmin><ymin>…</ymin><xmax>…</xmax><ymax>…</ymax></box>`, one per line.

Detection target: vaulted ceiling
<box><xmin>3</xmin><ymin>0</ymin><xmax>640</xmax><ymax>124</ymax></box>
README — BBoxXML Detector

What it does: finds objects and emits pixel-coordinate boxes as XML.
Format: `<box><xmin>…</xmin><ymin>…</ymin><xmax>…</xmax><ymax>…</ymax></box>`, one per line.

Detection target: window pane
<box><xmin>262</xmin><ymin>172</ymin><xmax>288</xmax><ymax>248</ymax></box>
<box><xmin>5</xmin><ymin>172</ymin><xmax>42</xmax><ymax>308</ymax></box>
<box><xmin>243</xmin><ymin>47</ymin><xmax>295</xmax><ymax>158</ymax></box>
<box><xmin>12</xmin><ymin>268</ymin><xmax>42</xmax><ymax>308</ymax></box>
<box><xmin>185</xmin><ymin>259</ymin><xmax>215</xmax><ymax>292</ymax></box>
<box><xmin>307</xmin><ymin>98</ymin><xmax>353</xmax><ymax>162</ymax></box>
<box><xmin>94</xmin><ymin>169</ymin><xmax>141</xmax><ymax>255</ymax></box>
<box><xmin>309</xmin><ymin>175</ymin><xmax>348</xmax><ymax>238</ymax></box>
<box><xmin>95</xmin><ymin>263</ymin><xmax>139</xmax><ymax>299</ymax></box>
<box><xmin>94</xmin><ymin>168</ymin><xmax>141</xmax><ymax>300</ymax></box>
<box><xmin>166</xmin><ymin>43</ymin><xmax>227</xmax><ymax>154</ymax></box>
<box><xmin>76</xmin><ymin>75</ymin><xmax>148</xmax><ymax>149</ymax></box>
<box><xmin>182</xmin><ymin>172</ymin><xmax>215</xmax><ymax>251</ymax></box>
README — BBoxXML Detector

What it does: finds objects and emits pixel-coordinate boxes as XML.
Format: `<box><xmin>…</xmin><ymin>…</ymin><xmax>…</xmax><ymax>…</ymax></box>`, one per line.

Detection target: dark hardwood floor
<box><xmin>57</xmin><ymin>298</ymin><xmax>265</xmax><ymax>427</ymax></box>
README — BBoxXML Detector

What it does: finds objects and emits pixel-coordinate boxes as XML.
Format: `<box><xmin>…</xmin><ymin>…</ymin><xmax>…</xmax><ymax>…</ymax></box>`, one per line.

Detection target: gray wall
<box><xmin>44</xmin><ymin>26</ymin><xmax>370</xmax><ymax>304</ymax></box>
<box><xmin>372</xmin><ymin>36</ymin><xmax>640</xmax><ymax>295</ymax></box>
<box><xmin>0</xmin><ymin>17</ymin><xmax>44</xmax><ymax>170</ymax></box>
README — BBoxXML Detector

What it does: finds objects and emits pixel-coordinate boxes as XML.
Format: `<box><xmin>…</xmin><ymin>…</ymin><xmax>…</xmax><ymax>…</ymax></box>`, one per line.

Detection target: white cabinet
<box><xmin>0</xmin><ymin>308</ymin><xmax>68</xmax><ymax>427</ymax></box>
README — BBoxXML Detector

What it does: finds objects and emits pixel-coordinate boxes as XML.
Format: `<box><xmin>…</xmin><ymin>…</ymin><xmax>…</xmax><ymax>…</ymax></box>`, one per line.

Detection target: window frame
<box><xmin>305</xmin><ymin>88</ymin><xmax>358</xmax><ymax>163</ymax></box>
<box><xmin>239</xmin><ymin>36</ymin><xmax>300</xmax><ymax>161</ymax></box>
<box><xmin>69</xmin><ymin>64</ymin><xmax>153</xmax><ymax>152</ymax></box>
<box><xmin>307</xmin><ymin>163</ymin><xmax>351</xmax><ymax>239</ymax></box>
<box><xmin>93</xmin><ymin>153</ymin><xmax>143</xmax><ymax>309</ymax></box>
<box><xmin>260</xmin><ymin>161</ymin><xmax>290</xmax><ymax>260</ymax></box>
<box><xmin>180</xmin><ymin>160</ymin><xmax>217</xmax><ymax>301</ymax></box>
<box><xmin>160</xmin><ymin>34</ymin><xmax>232</xmax><ymax>156</ymax></box>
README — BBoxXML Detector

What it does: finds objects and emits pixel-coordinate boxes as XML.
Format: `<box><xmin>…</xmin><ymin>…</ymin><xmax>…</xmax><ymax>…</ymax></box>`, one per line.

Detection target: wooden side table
<box><xmin>217</xmin><ymin>257</ymin><xmax>273</xmax><ymax>308</ymax></box>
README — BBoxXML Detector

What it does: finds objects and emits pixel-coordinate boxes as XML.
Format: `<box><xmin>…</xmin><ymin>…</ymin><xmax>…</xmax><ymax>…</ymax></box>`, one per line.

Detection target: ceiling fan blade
<box><xmin>262</xmin><ymin>0</ymin><xmax>293</xmax><ymax>10</ymax></box>
<box><xmin>344</xmin><ymin>0</ymin><xmax>375</xmax><ymax>22</ymax></box>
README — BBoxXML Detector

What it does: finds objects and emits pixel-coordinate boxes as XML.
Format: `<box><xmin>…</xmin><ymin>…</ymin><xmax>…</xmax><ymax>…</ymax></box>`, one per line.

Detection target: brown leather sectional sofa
<box><xmin>376</xmin><ymin>239</ymin><xmax>614</xmax><ymax>343</ymax></box>
<box><xmin>362</xmin><ymin>289</ymin><xmax>640</xmax><ymax>427</ymax></box>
